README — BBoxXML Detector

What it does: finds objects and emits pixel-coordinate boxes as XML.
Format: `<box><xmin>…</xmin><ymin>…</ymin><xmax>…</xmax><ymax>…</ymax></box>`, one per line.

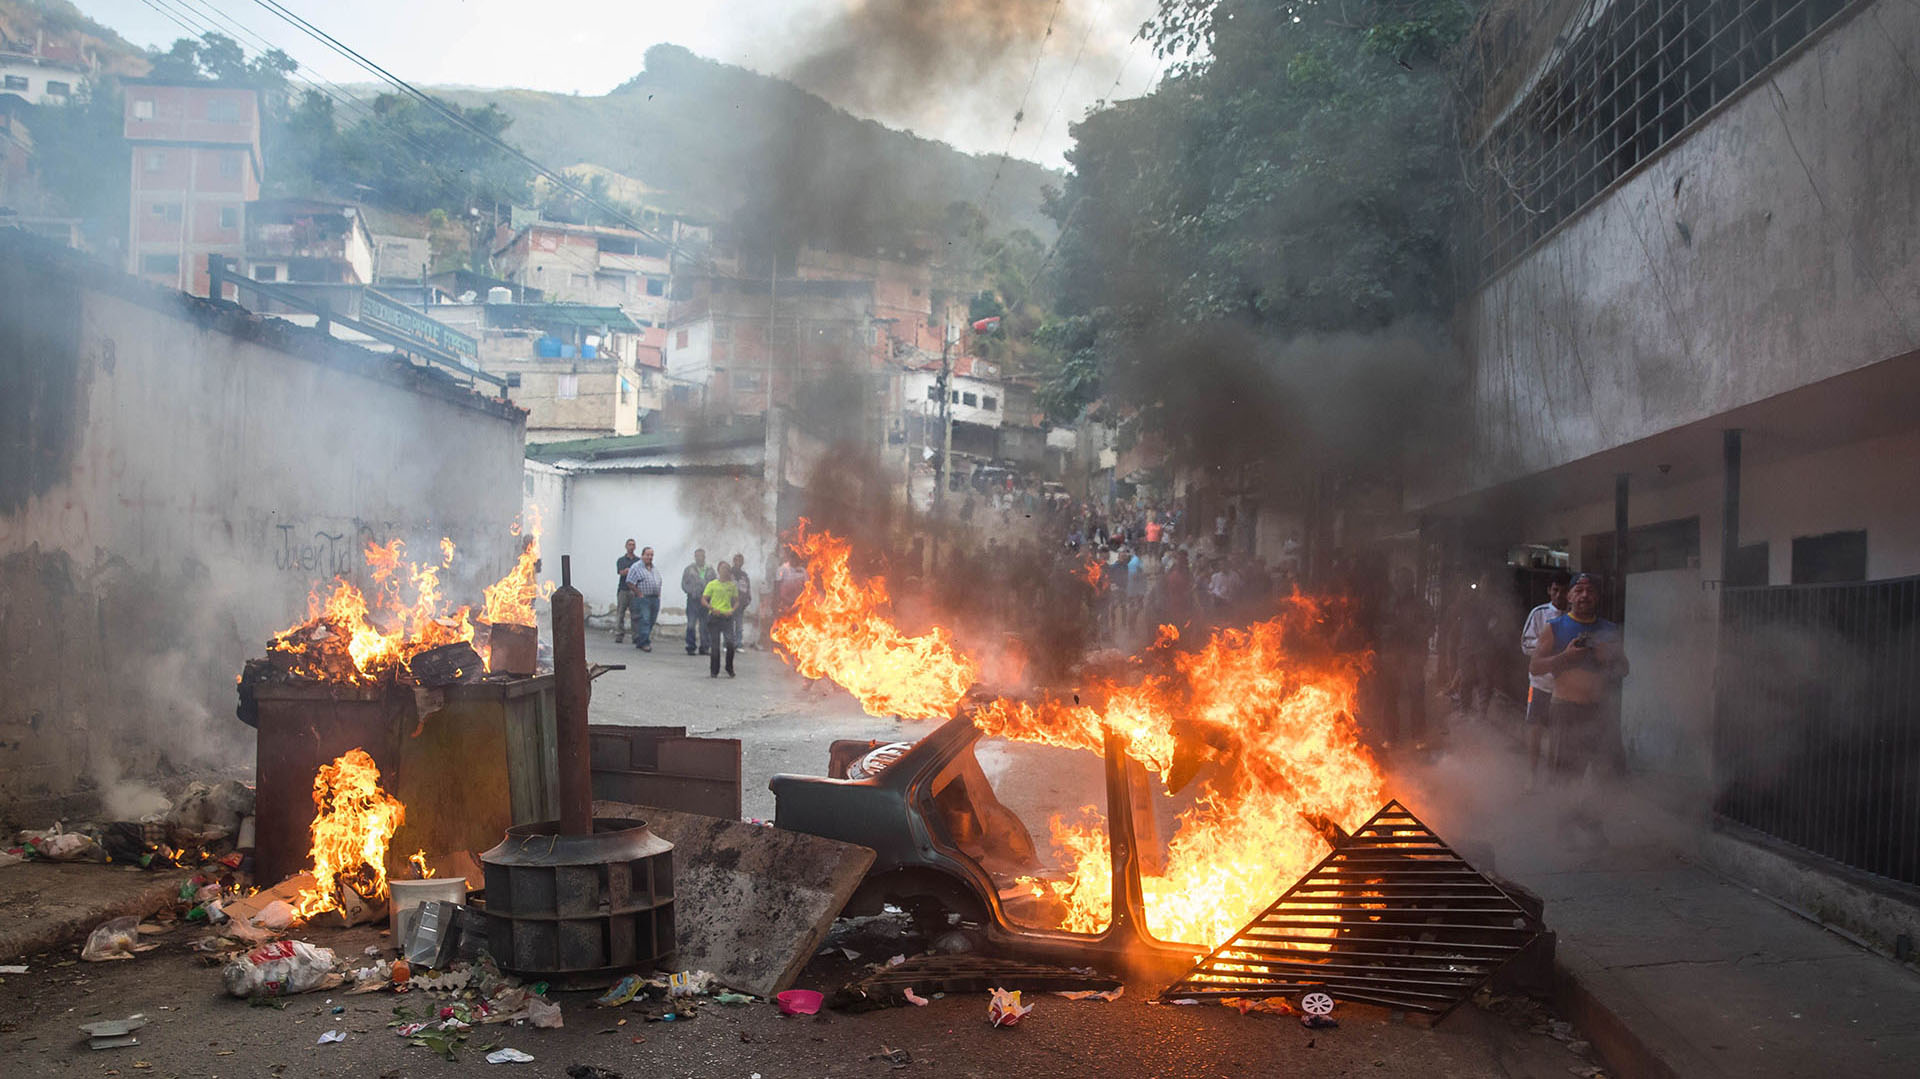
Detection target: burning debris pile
<box><xmin>242</xmin><ymin>513</ymin><xmax>550</xmax><ymax>699</ymax></box>
<box><xmin>770</xmin><ymin>521</ymin><xmax>1386</xmax><ymax>950</ymax></box>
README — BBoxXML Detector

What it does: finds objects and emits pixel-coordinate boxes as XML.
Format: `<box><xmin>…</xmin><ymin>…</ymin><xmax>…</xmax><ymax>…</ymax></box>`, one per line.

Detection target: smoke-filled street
<box><xmin>6</xmin><ymin>0</ymin><xmax>1920</xmax><ymax>1075</ymax></box>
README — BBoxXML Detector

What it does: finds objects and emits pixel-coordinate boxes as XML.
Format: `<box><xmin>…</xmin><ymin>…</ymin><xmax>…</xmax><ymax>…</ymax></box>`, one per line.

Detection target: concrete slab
<box><xmin>593</xmin><ymin>799</ymin><xmax>875</xmax><ymax>998</ymax></box>
<box><xmin>0</xmin><ymin>863</ymin><xmax>195</xmax><ymax>961</ymax></box>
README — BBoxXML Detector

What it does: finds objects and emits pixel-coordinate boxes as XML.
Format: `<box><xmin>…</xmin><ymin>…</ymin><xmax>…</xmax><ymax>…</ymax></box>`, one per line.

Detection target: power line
<box><xmin>1026</xmin><ymin>11</ymin><xmax>1099</xmax><ymax>164</ymax></box>
<box><xmin>242</xmin><ymin>0</ymin><xmax>707</xmax><ymax>268</ymax></box>
<box><xmin>978</xmin><ymin>0</ymin><xmax>1066</xmax><ymax>214</ymax></box>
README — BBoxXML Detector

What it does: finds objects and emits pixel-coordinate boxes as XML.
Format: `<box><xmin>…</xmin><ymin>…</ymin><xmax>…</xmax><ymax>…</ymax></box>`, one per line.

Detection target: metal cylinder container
<box><xmin>479</xmin><ymin>817</ymin><xmax>675</xmax><ymax>981</ymax></box>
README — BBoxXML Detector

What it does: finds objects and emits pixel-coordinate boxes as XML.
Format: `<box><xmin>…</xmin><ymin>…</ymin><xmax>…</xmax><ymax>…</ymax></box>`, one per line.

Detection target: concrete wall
<box><xmin>528</xmin><ymin>455</ymin><xmax>771</xmax><ymax>621</ymax></box>
<box><xmin>1440</xmin><ymin>0</ymin><xmax>1920</xmax><ymax>503</ymax></box>
<box><xmin>0</xmin><ymin>240</ymin><xmax>526</xmax><ymax>819</ymax></box>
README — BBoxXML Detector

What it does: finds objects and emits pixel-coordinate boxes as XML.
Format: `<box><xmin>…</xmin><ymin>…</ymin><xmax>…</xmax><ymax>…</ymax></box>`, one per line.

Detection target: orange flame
<box><xmin>294</xmin><ymin>748</ymin><xmax>404</xmax><ymax>919</ymax></box>
<box><xmin>480</xmin><ymin>509</ymin><xmax>550</xmax><ymax>627</ymax></box>
<box><xmin>408</xmin><ymin>849</ymin><xmax>435</xmax><ymax>879</ymax></box>
<box><xmin>773</xmin><ymin>527</ymin><xmax>1385</xmax><ymax>947</ymax></box>
<box><xmin>267</xmin><ymin>513</ymin><xmax>550</xmax><ymax>683</ymax></box>
<box><xmin>768</xmin><ymin>521</ymin><xmax>978</xmax><ymax>719</ymax></box>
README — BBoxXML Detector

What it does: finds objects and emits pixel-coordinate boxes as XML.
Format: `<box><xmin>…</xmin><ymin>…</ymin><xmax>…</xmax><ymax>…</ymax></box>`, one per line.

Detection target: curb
<box><xmin>1552</xmin><ymin>940</ymin><xmax>1722</xmax><ymax>1079</ymax></box>
<box><xmin>0</xmin><ymin>870</ymin><xmax>196</xmax><ymax>962</ymax></box>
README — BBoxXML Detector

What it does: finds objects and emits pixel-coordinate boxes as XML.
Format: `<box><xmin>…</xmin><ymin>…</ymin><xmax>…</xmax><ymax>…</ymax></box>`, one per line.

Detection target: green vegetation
<box><xmin>1034</xmin><ymin>0</ymin><xmax>1477</xmax><ymax>460</ymax></box>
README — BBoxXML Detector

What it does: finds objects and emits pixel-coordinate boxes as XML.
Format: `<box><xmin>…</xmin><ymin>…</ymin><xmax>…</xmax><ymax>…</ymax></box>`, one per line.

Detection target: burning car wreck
<box><xmin>768</xmin><ymin>524</ymin><xmax>1549</xmax><ymax>1013</ymax></box>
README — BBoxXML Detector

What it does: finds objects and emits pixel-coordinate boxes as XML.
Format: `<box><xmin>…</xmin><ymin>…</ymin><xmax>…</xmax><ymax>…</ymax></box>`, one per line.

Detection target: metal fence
<box><xmin>1713</xmin><ymin>576</ymin><xmax>1920</xmax><ymax>886</ymax></box>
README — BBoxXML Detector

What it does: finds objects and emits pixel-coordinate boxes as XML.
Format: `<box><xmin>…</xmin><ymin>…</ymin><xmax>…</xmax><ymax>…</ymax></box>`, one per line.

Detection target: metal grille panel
<box><xmin>1161</xmin><ymin>801</ymin><xmax>1542</xmax><ymax>1016</ymax></box>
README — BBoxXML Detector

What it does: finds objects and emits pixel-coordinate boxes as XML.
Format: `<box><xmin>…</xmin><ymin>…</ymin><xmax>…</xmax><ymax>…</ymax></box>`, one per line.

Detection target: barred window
<box><xmin>1477</xmin><ymin>0</ymin><xmax>1852</xmax><ymax>276</ymax></box>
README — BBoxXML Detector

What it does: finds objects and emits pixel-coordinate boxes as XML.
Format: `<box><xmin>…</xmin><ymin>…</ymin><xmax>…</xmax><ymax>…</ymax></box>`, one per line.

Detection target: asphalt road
<box><xmin>0</xmin><ymin>635</ymin><xmax>1604</xmax><ymax>1077</ymax></box>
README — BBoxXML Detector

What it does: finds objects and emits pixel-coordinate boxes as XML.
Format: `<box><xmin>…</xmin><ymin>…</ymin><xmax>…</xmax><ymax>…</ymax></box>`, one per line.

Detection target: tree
<box><xmin>1036</xmin><ymin>0</ymin><xmax>1476</xmax><ymax>474</ymax></box>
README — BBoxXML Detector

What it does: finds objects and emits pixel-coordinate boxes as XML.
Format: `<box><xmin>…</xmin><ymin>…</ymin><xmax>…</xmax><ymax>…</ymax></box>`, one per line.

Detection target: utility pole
<box><xmin>935</xmin><ymin>314</ymin><xmax>955</xmax><ymax>515</ymax></box>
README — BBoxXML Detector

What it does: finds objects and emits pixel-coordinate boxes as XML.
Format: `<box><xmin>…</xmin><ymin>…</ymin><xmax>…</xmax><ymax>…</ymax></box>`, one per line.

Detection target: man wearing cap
<box><xmin>1519</xmin><ymin>569</ymin><xmax>1573</xmax><ymax>791</ymax></box>
<box><xmin>1530</xmin><ymin>573</ymin><xmax>1629</xmax><ymax>843</ymax></box>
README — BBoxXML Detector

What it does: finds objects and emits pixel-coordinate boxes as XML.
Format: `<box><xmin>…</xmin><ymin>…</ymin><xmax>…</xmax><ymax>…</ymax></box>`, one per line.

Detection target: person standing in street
<box><xmin>1530</xmin><ymin>573</ymin><xmax>1629</xmax><ymax>845</ymax></box>
<box><xmin>681</xmin><ymin>548</ymin><xmax>716</xmax><ymax>655</ymax></box>
<box><xmin>729</xmin><ymin>552</ymin><xmax>753</xmax><ymax>647</ymax></box>
<box><xmin>1519</xmin><ymin>570</ymin><xmax>1572</xmax><ymax>791</ymax></box>
<box><xmin>702</xmin><ymin>562</ymin><xmax>740</xmax><ymax>677</ymax></box>
<box><xmin>613</xmin><ymin>539</ymin><xmax>639</xmax><ymax>643</ymax></box>
<box><xmin>623</xmin><ymin>546</ymin><xmax>664</xmax><ymax>651</ymax></box>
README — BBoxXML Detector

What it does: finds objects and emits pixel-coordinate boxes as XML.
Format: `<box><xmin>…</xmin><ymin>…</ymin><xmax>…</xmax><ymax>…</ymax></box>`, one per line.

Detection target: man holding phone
<box><xmin>1529</xmin><ymin>573</ymin><xmax>1628</xmax><ymax>842</ymax></box>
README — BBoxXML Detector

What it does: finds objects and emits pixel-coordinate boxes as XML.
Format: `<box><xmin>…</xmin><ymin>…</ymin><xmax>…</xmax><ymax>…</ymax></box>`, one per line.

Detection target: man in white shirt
<box><xmin>1519</xmin><ymin>570</ymin><xmax>1572</xmax><ymax>791</ymax></box>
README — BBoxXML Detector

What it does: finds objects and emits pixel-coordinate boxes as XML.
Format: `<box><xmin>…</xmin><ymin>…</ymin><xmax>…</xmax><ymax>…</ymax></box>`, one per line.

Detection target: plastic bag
<box><xmin>526</xmin><ymin>998</ymin><xmax>563</xmax><ymax>1029</ymax></box>
<box><xmin>81</xmin><ymin>916</ymin><xmax>144</xmax><ymax>961</ymax></box>
<box><xmin>221</xmin><ymin>940</ymin><xmax>339</xmax><ymax>998</ymax></box>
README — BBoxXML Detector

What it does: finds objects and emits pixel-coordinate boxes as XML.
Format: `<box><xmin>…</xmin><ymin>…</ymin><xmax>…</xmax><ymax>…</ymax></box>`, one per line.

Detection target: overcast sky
<box><xmin>78</xmin><ymin>0</ymin><xmax>1165</xmax><ymax>169</ymax></box>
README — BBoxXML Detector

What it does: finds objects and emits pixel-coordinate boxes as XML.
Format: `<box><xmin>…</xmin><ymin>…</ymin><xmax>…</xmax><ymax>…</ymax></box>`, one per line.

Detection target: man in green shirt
<box><xmin>701</xmin><ymin>563</ymin><xmax>740</xmax><ymax>678</ymax></box>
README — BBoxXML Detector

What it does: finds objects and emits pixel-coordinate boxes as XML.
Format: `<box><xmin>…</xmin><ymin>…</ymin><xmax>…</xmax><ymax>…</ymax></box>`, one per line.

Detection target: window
<box><xmin>219</xmin><ymin>153</ymin><xmax>240</xmax><ymax>179</ymax></box>
<box><xmin>253</xmin><ymin>264</ymin><xmax>280</xmax><ymax>281</ymax></box>
<box><xmin>556</xmin><ymin>374</ymin><xmax>580</xmax><ymax>400</ymax></box>
<box><xmin>927</xmin><ymin>385</ymin><xmax>941</xmax><ymax>402</ymax></box>
<box><xmin>640</xmin><ymin>370</ymin><xmax>655</xmax><ymax>390</ymax></box>
<box><xmin>219</xmin><ymin>206</ymin><xmax>239</xmax><ymax>230</ymax></box>
<box><xmin>133</xmin><ymin>98</ymin><xmax>154</xmax><ymax>119</ymax></box>
<box><xmin>207</xmin><ymin>98</ymin><xmax>240</xmax><ymax>123</ymax></box>
<box><xmin>713</xmin><ymin>322</ymin><xmax>731</xmax><ymax>341</ymax></box>
<box><xmin>950</xmin><ymin>391</ymin><xmax>960</xmax><ymax>404</ymax></box>
<box><xmin>645</xmin><ymin>277</ymin><xmax>665</xmax><ymax>296</ymax></box>
<box><xmin>982</xmin><ymin>395</ymin><xmax>998</xmax><ymax>411</ymax></box>
<box><xmin>44</xmin><ymin>80</ymin><xmax>70</xmax><ymax>97</ymax></box>
<box><xmin>1474</xmin><ymin>0</ymin><xmax>1854</xmax><ymax>276</ymax></box>
<box><xmin>3</xmin><ymin>75</ymin><xmax>27</xmax><ymax>92</ymax></box>
<box><xmin>1791</xmin><ymin>531</ymin><xmax>1867</xmax><ymax>584</ymax></box>
<box><xmin>736</xmin><ymin>371</ymin><xmax>763</xmax><ymax>391</ymax></box>
<box><xmin>962</xmin><ymin>392</ymin><xmax>978</xmax><ymax>407</ymax></box>
<box><xmin>675</xmin><ymin>329</ymin><xmax>690</xmax><ymax>349</ymax></box>
<box><xmin>570</xmin><ymin>273</ymin><xmax>591</xmax><ymax>290</ymax></box>
<box><xmin>151</xmin><ymin>202</ymin><xmax>181</xmax><ymax>222</ymax></box>
<box><xmin>141</xmin><ymin>253</ymin><xmax>179</xmax><ymax>275</ymax></box>
<box><xmin>144</xmin><ymin>150</ymin><xmax>166</xmax><ymax>173</ymax></box>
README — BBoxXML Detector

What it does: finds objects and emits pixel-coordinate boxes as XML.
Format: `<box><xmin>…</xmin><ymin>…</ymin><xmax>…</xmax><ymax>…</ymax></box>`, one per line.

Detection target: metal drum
<box><xmin>480</xmin><ymin>816</ymin><xmax>674</xmax><ymax>983</ymax></box>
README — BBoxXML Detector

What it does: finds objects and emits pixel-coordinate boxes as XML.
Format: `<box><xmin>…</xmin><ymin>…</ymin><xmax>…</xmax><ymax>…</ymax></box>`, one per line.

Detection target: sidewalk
<box><xmin>1399</xmin><ymin>717</ymin><xmax>1920</xmax><ymax>1078</ymax></box>
<box><xmin>0</xmin><ymin>862</ymin><xmax>194</xmax><ymax>962</ymax></box>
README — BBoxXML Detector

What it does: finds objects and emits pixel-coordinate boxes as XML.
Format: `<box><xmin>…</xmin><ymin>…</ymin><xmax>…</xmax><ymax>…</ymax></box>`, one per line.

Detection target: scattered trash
<box><xmin>775</xmin><ymin>989</ymin><xmax>824</xmax><ymax>1016</ymax></box>
<box><xmin>485</xmin><ymin>1048</ymin><xmax>535</xmax><ymax>1063</ymax></box>
<box><xmin>886</xmin><ymin>954</ymin><xmax>907</xmax><ymax>967</ymax></box>
<box><xmin>870</xmin><ymin>1045</ymin><xmax>912</xmax><ymax>1070</ymax></box>
<box><xmin>902</xmin><ymin>988</ymin><xmax>929</xmax><ymax>1007</ymax></box>
<box><xmin>79</xmin><ymin>1015</ymin><xmax>148</xmax><ymax>1050</ymax></box>
<box><xmin>0</xmin><ymin>964</ymin><xmax>28</xmax><ymax>974</ymax></box>
<box><xmin>221</xmin><ymin>940</ymin><xmax>341</xmax><ymax>998</ymax></box>
<box><xmin>1301</xmin><ymin>1013</ymin><xmax>1339</xmax><ymax>1029</ymax></box>
<box><xmin>665</xmin><ymin>970</ymin><xmax>716</xmax><ymax>997</ymax></box>
<box><xmin>251</xmin><ymin>900</ymin><xmax>295</xmax><ymax>931</ymax></box>
<box><xmin>1055</xmin><ymin>987</ymin><xmax>1125</xmax><ymax>1002</ymax></box>
<box><xmin>1164</xmin><ymin>998</ymin><xmax>1199</xmax><ymax>1005</ymax></box>
<box><xmin>1221</xmin><ymin>995</ymin><xmax>1293</xmax><ymax>1015</ymax></box>
<box><xmin>565</xmin><ymin>1067</ymin><xmax>624</xmax><ymax>1079</ymax></box>
<box><xmin>1299</xmin><ymin>991</ymin><xmax>1336</xmax><ymax>1016</ymax></box>
<box><xmin>527</xmin><ymin>998</ymin><xmax>564</xmax><ymax>1029</ymax></box>
<box><xmin>594</xmin><ymin>974</ymin><xmax>644</xmax><ymax>1008</ymax></box>
<box><xmin>22</xmin><ymin>828</ymin><xmax>100</xmax><ymax>862</ymax></box>
<box><xmin>82</xmin><ymin>917</ymin><xmax>155</xmax><ymax>962</ymax></box>
<box><xmin>403</xmin><ymin>900</ymin><xmax>462</xmax><ymax>968</ymax></box>
<box><xmin>987</xmin><ymin>987</ymin><xmax>1035</xmax><ymax>1028</ymax></box>
<box><xmin>316</xmin><ymin>1030</ymin><xmax>347</xmax><ymax>1044</ymax></box>
<box><xmin>712</xmin><ymin>992</ymin><xmax>755</xmax><ymax>1006</ymax></box>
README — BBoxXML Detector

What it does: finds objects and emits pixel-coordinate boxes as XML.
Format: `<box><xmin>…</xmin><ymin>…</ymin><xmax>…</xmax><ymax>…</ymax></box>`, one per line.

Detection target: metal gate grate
<box><xmin>1713</xmin><ymin>576</ymin><xmax>1920</xmax><ymax>886</ymax></box>
<box><xmin>1160</xmin><ymin>801</ymin><xmax>1543</xmax><ymax>1016</ymax></box>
